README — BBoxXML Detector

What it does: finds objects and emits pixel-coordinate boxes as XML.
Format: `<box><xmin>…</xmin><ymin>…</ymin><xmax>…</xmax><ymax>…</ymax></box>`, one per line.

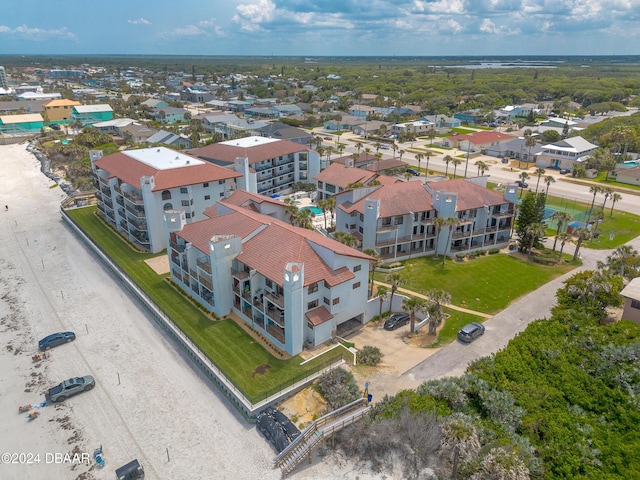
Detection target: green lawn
<box><xmin>430</xmin><ymin>308</ymin><xmax>484</xmax><ymax>347</ymax></box>
<box><xmin>377</xmin><ymin>254</ymin><xmax>576</xmax><ymax>315</ymax></box>
<box><xmin>65</xmin><ymin>207</ymin><xmax>343</xmax><ymax>402</ymax></box>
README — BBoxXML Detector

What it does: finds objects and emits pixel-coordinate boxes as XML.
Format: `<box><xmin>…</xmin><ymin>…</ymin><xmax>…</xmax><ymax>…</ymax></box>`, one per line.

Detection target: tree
<box><xmin>557</xmin><ymin>231</ymin><xmax>570</xmax><ymax>258</ymax></box>
<box><xmin>387</xmin><ymin>273</ymin><xmax>404</xmax><ymax>314</ymax></box>
<box><xmin>544</xmin><ymin>175</ymin><xmax>556</xmax><ymax>196</ymax></box>
<box><xmin>404</xmin><ymin>296</ymin><xmax>427</xmax><ymax>335</ymax></box>
<box><xmin>333</xmin><ymin>230</ymin><xmax>358</xmax><ymax>247</ymax></box>
<box><xmin>525</xmin><ymin>135</ymin><xmax>537</xmax><ymax>163</ymax></box>
<box><xmin>602</xmin><ymin>245</ymin><xmax>640</xmax><ymax>280</ymax></box>
<box><xmin>415</xmin><ymin>153</ymin><xmax>424</xmax><ymax>176</ymax></box>
<box><xmin>550</xmin><ymin>211</ymin><xmax>573</xmax><ymax>252</ymax></box>
<box><xmin>295</xmin><ymin>207</ymin><xmax>315</xmax><ymax>230</ymax></box>
<box><xmin>572</xmin><ymin>228</ymin><xmax>590</xmax><ymax>261</ymax></box>
<box><xmin>377</xmin><ymin>285</ymin><xmax>389</xmax><ymax>319</ymax></box>
<box><xmin>525</xmin><ymin>222</ymin><xmax>546</xmax><ymax>257</ymax></box>
<box><xmin>585</xmin><ymin>185</ymin><xmax>601</xmax><ymax>231</ymax></box>
<box><xmin>442</xmin><ymin>217</ymin><xmax>461</xmax><ymax>265</ymax></box>
<box><xmin>600</xmin><ymin>187</ymin><xmax>614</xmax><ymax>211</ymax></box>
<box><xmin>425</xmin><ymin>151</ymin><xmax>431</xmax><ymax>178</ymax></box>
<box><xmin>451</xmin><ymin>157</ymin><xmax>462</xmax><ymax>178</ymax></box>
<box><xmin>354</xmin><ymin>141</ymin><xmax>363</xmax><ymax>156</ymax></box>
<box><xmin>427</xmin><ymin>127</ymin><xmax>436</xmax><ymax>146</ymax></box>
<box><xmin>475</xmin><ymin>160</ymin><xmax>489</xmax><ymax>176</ymax></box>
<box><xmin>610</xmin><ymin>193</ymin><xmax>622</xmax><ymax>217</ymax></box>
<box><xmin>518</xmin><ymin>172</ymin><xmax>530</xmax><ymax>197</ymax></box>
<box><xmin>363</xmin><ymin>248</ymin><xmax>380</xmax><ymax>298</ymax></box>
<box><xmin>283</xmin><ymin>197</ymin><xmax>299</xmax><ymax>225</ymax></box>
<box><xmin>425</xmin><ymin>289</ymin><xmax>451</xmax><ymax>336</ymax></box>
<box><xmin>516</xmin><ymin>191</ymin><xmax>546</xmax><ymax>253</ymax></box>
<box><xmin>317</xmin><ymin>198</ymin><xmax>330</xmax><ymax>230</ymax></box>
<box><xmin>534</xmin><ymin>167</ymin><xmax>546</xmax><ymax>193</ymax></box>
<box><xmin>444</xmin><ymin>155</ymin><xmax>453</xmax><ymax>176</ymax></box>
<box><xmin>398</xmin><ymin>149</ymin><xmax>405</xmax><ymax>162</ymax></box>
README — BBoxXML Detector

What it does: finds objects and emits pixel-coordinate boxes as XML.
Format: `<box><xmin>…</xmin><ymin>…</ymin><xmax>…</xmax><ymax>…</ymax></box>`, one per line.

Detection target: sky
<box><xmin>1</xmin><ymin>0</ymin><xmax>639</xmax><ymax>57</ymax></box>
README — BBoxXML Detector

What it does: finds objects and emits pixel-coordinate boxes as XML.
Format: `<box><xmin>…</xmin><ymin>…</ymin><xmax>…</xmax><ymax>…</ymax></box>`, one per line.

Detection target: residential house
<box><xmin>191</xmin><ymin>136</ymin><xmax>320</xmax><ymax>197</ymax></box>
<box><xmin>114</xmin><ymin>123</ymin><xmax>158</xmax><ymax>145</ymax></box>
<box><xmin>484</xmin><ymin>136</ymin><xmax>544</xmax><ymax>162</ymax></box>
<box><xmin>164</xmin><ymin>193</ymin><xmax>372</xmax><ymax>355</ymax></box>
<box><xmin>334</xmin><ymin>178</ymin><xmax>517</xmax><ymax>262</ymax></box>
<box><xmin>147</xmin><ymin>130</ymin><xmax>192</xmax><ymax>149</ymax></box>
<box><xmin>141</xmin><ymin>98</ymin><xmax>168</xmax><ymax>109</ymax></box>
<box><xmin>256</xmin><ymin>122</ymin><xmax>313</xmax><ymax>146</ymax></box>
<box><xmin>314</xmin><ymin>161</ymin><xmax>398</xmax><ymax>200</ymax></box>
<box><xmin>454</xmin><ymin>110</ymin><xmax>484</xmax><ymax>126</ymax></box>
<box><xmin>0</xmin><ymin>100</ymin><xmax>47</xmax><ymax>115</ymax></box>
<box><xmin>352</xmin><ymin>120</ymin><xmax>392</xmax><ymax>137</ymax></box>
<box><xmin>609</xmin><ymin>165</ymin><xmax>640</xmax><ymax>187</ymax></box>
<box><xmin>323</xmin><ymin>115</ymin><xmax>365</xmax><ymax>131</ymax></box>
<box><xmin>391</xmin><ymin>120</ymin><xmax>433</xmax><ymax>136</ymax></box>
<box><xmin>17</xmin><ymin>91</ymin><xmax>61</xmax><ymax>102</ymax></box>
<box><xmin>541</xmin><ymin>117</ymin><xmax>578</xmax><ymax>130</ymax></box>
<box><xmin>92</xmin><ymin>118</ymin><xmax>141</xmax><ymax>135</ymax></box>
<box><xmin>620</xmin><ymin>277</ymin><xmax>640</xmax><ymax>326</ymax></box>
<box><xmin>43</xmin><ymin>99</ymin><xmax>81</xmax><ymax>123</ymax></box>
<box><xmin>153</xmin><ymin>106</ymin><xmax>189</xmax><ymax>124</ymax></box>
<box><xmin>181</xmin><ymin>89</ymin><xmax>214</xmax><ymax>103</ymax></box>
<box><xmin>91</xmin><ymin>146</ymin><xmax>241</xmax><ymax>253</ymax></box>
<box><xmin>71</xmin><ymin>104</ymin><xmax>114</xmax><ymax>126</ymax></box>
<box><xmin>0</xmin><ymin>113</ymin><xmax>44</xmax><ymax>134</ymax></box>
<box><xmin>444</xmin><ymin>131</ymin><xmax>515</xmax><ymax>153</ymax></box>
<box><xmin>535</xmin><ymin>136</ymin><xmax>598</xmax><ymax>170</ymax></box>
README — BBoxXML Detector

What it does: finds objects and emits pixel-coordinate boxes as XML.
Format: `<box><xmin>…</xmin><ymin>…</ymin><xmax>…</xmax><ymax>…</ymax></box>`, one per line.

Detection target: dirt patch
<box><xmin>278</xmin><ymin>386</ymin><xmax>327</xmax><ymax>429</ymax></box>
<box><xmin>251</xmin><ymin>363</ymin><xmax>271</xmax><ymax>377</ymax></box>
<box><xmin>144</xmin><ymin>255</ymin><xmax>170</xmax><ymax>275</ymax></box>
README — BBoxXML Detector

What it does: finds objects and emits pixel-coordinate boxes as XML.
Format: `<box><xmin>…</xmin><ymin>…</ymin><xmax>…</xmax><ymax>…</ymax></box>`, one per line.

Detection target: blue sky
<box><xmin>1</xmin><ymin>0</ymin><xmax>639</xmax><ymax>56</ymax></box>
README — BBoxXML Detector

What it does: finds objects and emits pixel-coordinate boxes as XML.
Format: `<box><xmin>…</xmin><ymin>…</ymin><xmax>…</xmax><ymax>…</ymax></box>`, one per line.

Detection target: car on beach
<box><xmin>38</xmin><ymin>331</ymin><xmax>76</xmax><ymax>350</ymax></box>
<box><xmin>457</xmin><ymin>322</ymin><xmax>485</xmax><ymax>343</ymax></box>
<box><xmin>384</xmin><ymin>313</ymin><xmax>410</xmax><ymax>331</ymax></box>
<box><xmin>46</xmin><ymin>375</ymin><xmax>95</xmax><ymax>403</ymax></box>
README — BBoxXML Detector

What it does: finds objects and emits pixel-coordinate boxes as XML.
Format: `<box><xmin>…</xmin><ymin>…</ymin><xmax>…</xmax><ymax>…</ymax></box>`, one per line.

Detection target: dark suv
<box><xmin>406</xmin><ymin>168</ymin><xmax>420</xmax><ymax>176</ymax></box>
<box><xmin>457</xmin><ymin>322</ymin><xmax>485</xmax><ymax>343</ymax></box>
<box><xmin>384</xmin><ymin>313</ymin><xmax>410</xmax><ymax>330</ymax></box>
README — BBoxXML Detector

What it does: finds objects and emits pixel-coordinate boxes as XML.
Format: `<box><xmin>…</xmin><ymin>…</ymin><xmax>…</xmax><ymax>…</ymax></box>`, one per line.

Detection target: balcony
<box><xmin>199</xmin><ymin>275</ymin><xmax>213</xmax><ymax>291</ymax></box>
<box><xmin>113</xmin><ymin>184</ymin><xmax>123</xmax><ymax>195</ymax></box>
<box><xmin>116</xmin><ymin>196</ymin><xmax>124</xmax><ymax>207</ymax></box>
<box><xmin>266</xmin><ymin>307</ymin><xmax>284</xmax><ymax>326</ymax></box>
<box><xmin>169</xmin><ymin>241</ymin><xmax>186</xmax><ymax>253</ymax></box>
<box><xmin>232</xmin><ymin>269</ymin><xmax>250</xmax><ymax>281</ymax></box>
<box><xmin>266</xmin><ymin>323</ymin><xmax>285</xmax><ymax>344</ymax></box>
<box><xmin>264</xmin><ymin>292</ymin><xmax>283</xmax><ymax>309</ymax></box>
<box><xmin>492</xmin><ymin>209</ymin><xmax>514</xmax><ymax>218</ymax></box>
<box><xmin>123</xmin><ymin>190</ymin><xmax>144</xmax><ymax>205</ymax></box>
<box><xmin>100</xmin><ymin>185</ymin><xmax>111</xmax><ymax>196</ymax></box>
<box><xmin>125</xmin><ymin>204</ymin><xmax>145</xmax><ymax>218</ymax></box>
<box><xmin>127</xmin><ymin>216</ymin><xmax>147</xmax><ymax>231</ymax></box>
<box><xmin>274</xmin><ymin>156</ymin><xmax>294</xmax><ymax>167</ymax></box>
<box><xmin>197</xmin><ymin>258</ymin><xmax>211</xmax><ymax>274</ymax></box>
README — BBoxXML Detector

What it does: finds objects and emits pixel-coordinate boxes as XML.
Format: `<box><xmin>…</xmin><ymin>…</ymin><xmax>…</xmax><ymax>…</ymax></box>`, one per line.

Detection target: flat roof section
<box><xmin>220</xmin><ymin>136</ymin><xmax>280</xmax><ymax>148</ymax></box>
<box><xmin>122</xmin><ymin>147</ymin><xmax>205</xmax><ymax>170</ymax></box>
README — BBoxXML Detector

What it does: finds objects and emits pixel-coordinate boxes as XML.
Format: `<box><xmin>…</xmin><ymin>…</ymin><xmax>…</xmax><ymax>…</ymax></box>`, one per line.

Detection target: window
<box><xmin>307</xmin><ymin>322</ymin><xmax>314</xmax><ymax>329</ymax></box>
<box><xmin>185</xmin><ymin>212</ymin><xmax>191</xmax><ymax>219</ymax></box>
<box><xmin>395</xmin><ymin>216</ymin><xmax>403</xmax><ymax>225</ymax></box>
<box><xmin>308</xmin><ymin>283</ymin><xmax>318</xmax><ymax>294</ymax></box>
<box><xmin>163</xmin><ymin>202</ymin><xmax>173</xmax><ymax>210</ymax></box>
<box><xmin>323</xmin><ymin>297</ymin><xmax>330</xmax><ymax>305</ymax></box>
<box><xmin>203</xmin><ymin>182</ymin><xmax>209</xmax><ymax>188</ymax></box>
<box><xmin>266</xmin><ymin>279</ymin><xmax>273</xmax><ymax>288</ymax></box>
<box><xmin>180</xmin><ymin>187</ymin><xmax>188</xmax><ymax>194</ymax></box>
<box><xmin>161</xmin><ymin>190</ymin><xmax>172</xmax><ymax>200</ymax></box>
<box><xmin>204</xmin><ymin>195</ymin><xmax>210</xmax><ymax>200</ymax></box>
<box><xmin>632</xmin><ymin>300</ymin><xmax>640</xmax><ymax>310</ymax></box>
<box><xmin>219</xmin><ymin>180</ymin><xmax>225</xmax><ymax>185</ymax></box>
<box><xmin>382</xmin><ymin>218</ymin><xmax>391</xmax><ymax>226</ymax></box>
<box><xmin>220</xmin><ymin>192</ymin><xmax>224</xmax><ymax>197</ymax></box>
<box><xmin>359</xmin><ymin>227</ymin><xmax>363</xmax><ymax>233</ymax></box>
<box><xmin>352</xmin><ymin>282</ymin><xmax>360</xmax><ymax>290</ymax></box>
<box><xmin>353</xmin><ymin>265</ymin><xmax>361</xmax><ymax>272</ymax></box>
<box><xmin>307</xmin><ymin>300</ymin><xmax>318</xmax><ymax>309</ymax></box>
<box><xmin>332</xmin><ymin>297</ymin><xmax>340</xmax><ymax>305</ymax></box>
<box><xmin>181</xmin><ymin>200</ymin><xmax>190</xmax><ymax>207</ymax></box>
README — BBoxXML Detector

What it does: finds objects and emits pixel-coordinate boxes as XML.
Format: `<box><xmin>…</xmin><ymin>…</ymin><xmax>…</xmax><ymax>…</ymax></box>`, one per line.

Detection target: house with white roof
<box><xmin>164</xmin><ymin>190</ymin><xmax>372</xmax><ymax>355</ymax></box>
<box><xmin>91</xmin><ymin>147</ymin><xmax>241</xmax><ymax>252</ymax></box>
<box><xmin>191</xmin><ymin>137</ymin><xmax>320</xmax><ymax>197</ymax></box>
<box><xmin>534</xmin><ymin>136</ymin><xmax>598</xmax><ymax>170</ymax></box>
<box><xmin>71</xmin><ymin>104</ymin><xmax>114</xmax><ymax>125</ymax></box>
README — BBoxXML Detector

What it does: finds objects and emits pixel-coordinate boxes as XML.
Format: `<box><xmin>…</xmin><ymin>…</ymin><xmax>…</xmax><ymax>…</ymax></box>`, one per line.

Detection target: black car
<box><xmin>50</xmin><ymin>123</ymin><xmax>61</xmax><ymax>130</ymax></box>
<box><xmin>406</xmin><ymin>168</ymin><xmax>420</xmax><ymax>176</ymax></box>
<box><xmin>559</xmin><ymin>168</ymin><xmax>570</xmax><ymax>174</ymax></box>
<box><xmin>38</xmin><ymin>331</ymin><xmax>76</xmax><ymax>351</ymax></box>
<box><xmin>514</xmin><ymin>180</ymin><xmax>529</xmax><ymax>189</ymax></box>
<box><xmin>457</xmin><ymin>322</ymin><xmax>485</xmax><ymax>343</ymax></box>
<box><xmin>384</xmin><ymin>313</ymin><xmax>410</xmax><ymax>331</ymax></box>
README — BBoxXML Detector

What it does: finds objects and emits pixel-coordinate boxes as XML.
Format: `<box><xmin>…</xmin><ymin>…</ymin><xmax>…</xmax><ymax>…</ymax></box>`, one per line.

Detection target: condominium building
<box><xmin>335</xmin><ymin>177</ymin><xmax>517</xmax><ymax>262</ymax></box>
<box><xmin>191</xmin><ymin>136</ymin><xmax>320</xmax><ymax>197</ymax></box>
<box><xmin>91</xmin><ymin>147</ymin><xmax>241</xmax><ymax>253</ymax></box>
<box><xmin>165</xmin><ymin>191</ymin><xmax>372</xmax><ymax>356</ymax></box>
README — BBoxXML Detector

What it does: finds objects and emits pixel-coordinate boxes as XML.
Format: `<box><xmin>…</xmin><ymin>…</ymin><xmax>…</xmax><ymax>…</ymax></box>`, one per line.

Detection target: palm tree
<box><xmin>283</xmin><ymin>198</ymin><xmax>299</xmax><ymax>225</ymax></box>
<box><xmin>295</xmin><ymin>207</ymin><xmax>315</xmax><ymax>230</ymax></box>
<box><xmin>608</xmin><ymin>245</ymin><xmax>639</xmax><ymax>278</ymax></box>
<box><xmin>377</xmin><ymin>285</ymin><xmax>389</xmax><ymax>319</ymax></box>
<box><xmin>585</xmin><ymin>185</ymin><xmax>601</xmax><ymax>230</ymax></box>
<box><xmin>404</xmin><ymin>296</ymin><xmax>427</xmax><ymax>335</ymax></box>
<box><xmin>550</xmin><ymin>211</ymin><xmax>573</xmax><ymax>252</ymax></box>
<box><xmin>443</xmin><ymin>155</ymin><xmax>453</xmax><ymax>176</ymax></box>
<box><xmin>557</xmin><ymin>232</ymin><xmax>570</xmax><ymax>258</ymax></box>
<box><xmin>609</xmin><ymin>193</ymin><xmax>622</xmax><ymax>217</ymax></box>
<box><xmin>442</xmin><ymin>217</ymin><xmax>461</xmax><ymax>265</ymax></box>
<box><xmin>325</xmin><ymin>196</ymin><xmax>336</xmax><ymax>228</ymax></box>
<box><xmin>525</xmin><ymin>222</ymin><xmax>546</xmax><ymax>257</ymax></box>
<box><xmin>475</xmin><ymin>160</ymin><xmax>488</xmax><ymax>176</ymax></box>
<box><xmin>317</xmin><ymin>198</ymin><xmax>330</xmax><ymax>230</ymax></box>
<box><xmin>364</xmin><ymin>147</ymin><xmax>371</xmax><ymax>157</ymax></box>
<box><xmin>425</xmin><ymin>289</ymin><xmax>451</xmax><ymax>335</ymax></box>
<box><xmin>518</xmin><ymin>172</ymin><xmax>530</xmax><ymax>197</ymax></box>
<box><xmin>374</xmin><ymin>142</ymin><xmax>382</xmax><ymax>153</ymax></box>
<box><xmin>386</xmin><ymin>273</ymin><xmax>404</xmax><ymax>314</ymax></box>
<box><xmin>424</xmin><ymin>151</ymin><xmax>431</xmax><ymax>178</ymax></box>
<box><xmin>600</xmin><ymin>187</ymin><xmax>614</xmax><ymax>211</ymax></box>
<box><xmin>355</xmin><ymin>141</ymin><xmax>363</xmax><ymax>156</ymax></box>
<box><xmin>391</xmin><ymin>143</ymin><xmax>398</xmax><ymax>157</ymax></box>
<box><xmin>363</xmin><ymin>248</ymin><xmax>379</xmax><ymax>298</ymax></box>
<box><xmin>572</xmin><ymin>228</ymin><xmax>590</xmax><ymax>261</ymax></box>
<box><xmin>332</xmin><ymin>230</ymin><xmax>358</xmax><ymax>247</ymax></box>
<box><xmin>451</xmin><ymin>158</ymin><xmax>462</xmax><ymax>178</ymax></box>
<box><xmin>398</xmin><ymin>149</ymin><xmax>405</xmax><ymax>162</ymax></box>
<box><xmin>415</xmin><ymin>153</ymin><xmax>424</xmax><ymax>176</ymax></box>
<box><xmin>525</xmin><ymin>135</ymin><xmax>537</xmax><ymax>163</ymax></box>
<box><xmin>432</xmin><ymin>217</ymin><xmax>447</xmax><ymax>260</ymax></box>
<box><xmin>350</xmin><ymin>152</ymin><xmax>359</xmax><ymax>167</ymax></box>
<box><xmin>544</xmin><ymin>175</ymin><xmax>556</xmax><ymax>196</ymax></box>
<box><xmin>427</xmin><ymin>127</ymin><xmax>436</xmax><ymax>146</ymax></box>
<box><xmin>534</xmin><ymin>167</ymin><xmax>546</xmax><ymax>193</ymax></box>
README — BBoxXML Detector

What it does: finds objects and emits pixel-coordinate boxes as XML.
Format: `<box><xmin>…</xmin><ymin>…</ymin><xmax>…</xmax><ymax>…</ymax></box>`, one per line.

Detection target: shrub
<box><xmin>456</xmin><ymin>253</ymin><xmax>467</xmax><ymax>260</ymax></box>
<box><xmin>341</xmin><ymin>340</ymin><xmax>355</xmax><ymax>349</ymax></box>
<box><xmin>357</xmin><ymin>345</ymin><xmax>384</xmax><ymax>366</ymax></box>
<box><xmin>316</xmin><ymin>367</ymin><xmax>361</xmax><ymax>409</ymax></box>
<box><xmin>489</xmin><ymin>248</ymin><xmax>500</xmax><ymax>255</ymax></box>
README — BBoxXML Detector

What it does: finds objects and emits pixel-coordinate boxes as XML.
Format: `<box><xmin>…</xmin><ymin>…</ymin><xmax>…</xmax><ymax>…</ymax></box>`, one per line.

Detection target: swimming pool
<box><xmin>301</xmin><ymin>206</ymin><xmax>323</xmax><ymax>215</ymax></box>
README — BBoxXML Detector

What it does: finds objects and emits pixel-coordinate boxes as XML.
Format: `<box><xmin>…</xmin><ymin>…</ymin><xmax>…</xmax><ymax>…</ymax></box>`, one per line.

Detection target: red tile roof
<box><xmin>365</xmin><ymin>158</ymin><xmax>407</xmax><ymax>172</ymax></box>
<box><xmin>191</xmin><ymin>139</ymin><xmax>308</xmax><ymax>165</ymax></box>
<box><xmin>94</xmin><ymin>151</ymin><xmax>240</xmax><ymax>191</ymax></box>
<box><xmin>340</xmin><ymin>181</ymin><xmax>434</xmax><ymax>217</ymax></box>
<box><xmin>428</xmin><ymin>178</ymin><xmax>510</xmax><ymax>211</ymax></box>
<box><xmin>305</xmin><ymin>306</ymin><xmax>334</xmax><ymax>326</ymax></box>
<box><xmin>315</xmin><ymin>163</ymin><xmax>377</xmax><ymax>188</ymax></box>
<box><xmin>178</xmin><ymin>198</ymin><xmax>372</xmax><ymax>287</ymax></box>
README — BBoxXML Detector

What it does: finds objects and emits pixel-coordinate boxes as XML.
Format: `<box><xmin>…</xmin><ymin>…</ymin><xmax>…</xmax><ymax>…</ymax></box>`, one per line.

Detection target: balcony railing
<box><xmin>169</xmin><ymin>241</ymin><xmax>186</xmax><ymax>253</ymax></box>
<box><xmin>123</xmin><ymin>190</ymin><xmax>144</xmax><ymax>205</ymax></box>
<box><xmin>452</xmin><ymin>230</ymin><xmax>471</xmax><ymax>239</ymax></box>
<box><xmin>197</xmin><ymin>258</ymin><xmax>211</xmax><ymax>274</ymax></box>
<box><xmin>265</xmin><ymin>292</ymin><xmax>284</xmax><ymax>309</ymax></box>
<box><xmin>125</xmin><ymin>204</ymin><xmax>146</xmax><ymax>218</ymax></box>
<box><xmin>199</xmin><ymin>275</ymin><xmax>213</xmax><ymax>291</ymax></box>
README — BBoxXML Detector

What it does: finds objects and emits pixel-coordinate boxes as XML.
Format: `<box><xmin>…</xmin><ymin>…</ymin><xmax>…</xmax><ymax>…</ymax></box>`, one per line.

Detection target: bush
<box><xmin>456</xmin><ymin>253</ymin><xmax>467</xmax><ymax>260</ymax></box>
<box><xmin>357</xmin><ymin>345</ymin><xmax>384</xmax><ymax>366</ymax></box>
<box><xmin>489</xmin><ymin>248</ymin><xmax>500</xmax><ymax>255</ymax></box>
<box><xmin>316</xmin><ymin>367</ymin><xmax>361</xmax><ymax>409</ymax></box>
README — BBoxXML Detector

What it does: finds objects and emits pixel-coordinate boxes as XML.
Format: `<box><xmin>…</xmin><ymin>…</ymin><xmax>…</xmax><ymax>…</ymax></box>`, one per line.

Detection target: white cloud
<box><xmin>127</xmin><ymin>18</ymin><xmax>151</xmax><ymax>25</ymax></box>
<box><xmin>161</xmin><ymin>18</ymin><xmax>225</xmax><ymax>38</ymax></box>
<box><xmin>0</xmin><ymin>24</ymin><xmax>77</xmax><ymax>42</ymax></box>
<box><xmin>233</xmin><ymin>0</ymin><xmax>277</xmax><ymax>32</ymax></box>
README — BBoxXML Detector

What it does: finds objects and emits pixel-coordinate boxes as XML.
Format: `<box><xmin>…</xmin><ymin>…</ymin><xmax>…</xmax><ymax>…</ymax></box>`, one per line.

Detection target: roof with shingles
<box><xmin>340</xmin><ymin>181</ymin><xmax>434</xmax><ymax>217</ymax></box>
<box><xmin>178</xmin><ymin>200</ymin><xmax>370</xmax><ymax>286</ymax></box>
<box><xmin>305</xmin><ymin>306</ymin><xmax>334</xmax><ymax>326</ymax></box>
<box><xmin>191</xmin><ymin>138</ymin><xmax>308</xmax><ymax>165</ymax></box>
<box><xmin>93</xmin><ymin>148</ymin><xmax>240</xmax><ymax>191</ymax></box>
<box><xmin>428</xmin><ymin>178</ymin><xmax>510</xmax><ymax>211</ymax></box>
<box><xmin>43</xmin><ymin>99</ymin><xmax>81</xmax><ymax>107</ymax></box>
<box><xmin>449</xmin><ymin>131</ymin><xmax>514</xmax><ymax>144</ymax></box>
<box><xmin>315</xmin><ymin>163</ymin><xmax>378</xmax><ymax>187</ymax></box>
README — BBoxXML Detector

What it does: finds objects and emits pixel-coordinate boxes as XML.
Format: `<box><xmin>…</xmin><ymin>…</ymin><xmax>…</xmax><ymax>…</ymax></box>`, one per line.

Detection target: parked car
<box><xmin>46</xmin><ymin>375</ymin><xmax>95</xmax><ymax>403</ymax></box>
<box><xmin>559</xmin><ymin>168</ymin><xmax>570</xmax><ymax>174</ymax></box>
<box><xmin>514</xmin><ymin>180</ymin><xmax>529</xmax><ymax>189</ymax></box>
<box><xmin>380</xmin><ymin>144</ymin><xmax>390</xmax><ymax>150</ymax></box>
<box><xmin>323</xmin><ymin>136</ymin><xmax>332</xmax><ymax>140</ymax></box>
<box><xmin>384</xmin><ymin>313</ymin><xmax>411</xmax><ymax>331</ymax></box>
<box><xmin>38</xmin><ymin>331</ymin><xmax>76</xmax><ymax>351</ymax></box>
<box><xmin>50</xmin><ymin>123</ymin><xmax>61</xmax><ymax>130</ymax></box>
<box><xmin>457</xmin><ymin>322</ymin><xmax>485</xmax><ymax>343</ymax></box>
<box><xmin>406</xmin><ymin>168</ymin><xmax>420</xmax><ymax>176</ymax></box>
